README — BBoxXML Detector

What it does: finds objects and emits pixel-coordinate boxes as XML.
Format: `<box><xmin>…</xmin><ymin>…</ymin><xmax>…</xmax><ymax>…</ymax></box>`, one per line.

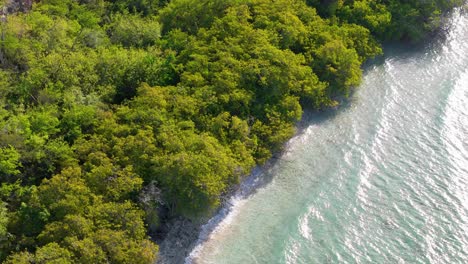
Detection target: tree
<box><xmin>107</xmin><ymin>13</ymin><xmax>161</xmax><ymax>48</ymax></box>
<box><xmin>155</xmin><ymin>128</ymin><xmax>241</xmax><ymax>215</ymax></box>
<box><xmin>0</xmin><ymin>202</ymin><xmax>8</xmax><ymax>238</ymax></box>
<box><xmin>0</xmin><ymin>146</ymin><xmax>21</xmax><ymax>178</ymax></box>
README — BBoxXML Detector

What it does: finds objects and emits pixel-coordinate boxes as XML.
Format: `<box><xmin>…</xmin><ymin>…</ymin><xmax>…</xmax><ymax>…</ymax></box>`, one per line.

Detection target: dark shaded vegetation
<box><xmin>0</xmin><ymin>0</ymin><xmax>461</xmax><ymax>262</ymax></box>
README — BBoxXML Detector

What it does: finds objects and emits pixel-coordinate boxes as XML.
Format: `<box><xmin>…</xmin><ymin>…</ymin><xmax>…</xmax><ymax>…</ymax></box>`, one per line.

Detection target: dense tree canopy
<box><xmin>0</xmin><ymin>0</ymin><xmax>460</xmax><ymax>262</ymax></box>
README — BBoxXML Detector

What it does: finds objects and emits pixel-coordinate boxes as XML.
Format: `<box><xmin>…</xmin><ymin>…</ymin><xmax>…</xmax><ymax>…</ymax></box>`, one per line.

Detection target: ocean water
<box><xmin>187</xmin><ymin>8</ymin><xmax>468</xmax><ymax>264</ymax></box>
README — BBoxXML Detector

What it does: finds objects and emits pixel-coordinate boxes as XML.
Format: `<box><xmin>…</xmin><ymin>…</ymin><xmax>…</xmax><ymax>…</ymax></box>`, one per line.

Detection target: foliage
<box><xmin>0</xmin><ymin>202</ymin><xmax>8</xmax><ymax>239</ymax></box>
<box><xmin>0</xmin><ymin>0</ymin><xmax>459</xmax><ymax>262</ymax></box>
<box><xmin>306</xmin><ymin>0</ymin><xmax>463</xmax><ymax>41</ymax></box>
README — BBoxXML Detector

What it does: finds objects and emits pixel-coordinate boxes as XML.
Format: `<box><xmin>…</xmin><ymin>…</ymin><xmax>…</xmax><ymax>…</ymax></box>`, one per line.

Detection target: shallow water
<box><xmin>188</xmin><ymin>8</ymin><xmax>468</xmax><ymax>264</ymax></box>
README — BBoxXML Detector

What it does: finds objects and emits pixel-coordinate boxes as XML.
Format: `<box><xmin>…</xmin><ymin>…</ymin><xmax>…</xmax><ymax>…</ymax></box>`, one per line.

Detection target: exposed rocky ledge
<box><xmin>156</xmin><ymin>217</ymin><xmax>201</xmax><ymax>264</ymax></box>
<box><xmin>1</xmin><ymin>0</ymin><xmax>33</xmax><ymax>15</ymax></box>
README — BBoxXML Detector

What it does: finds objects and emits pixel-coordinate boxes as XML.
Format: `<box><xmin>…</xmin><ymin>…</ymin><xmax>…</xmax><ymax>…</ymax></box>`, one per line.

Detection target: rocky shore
<box><xmin>1</xmin><ymin>0</ymin><xmax>32</xmax><ymax>15</ymax></box>
<box><xmin>154</xmin><ymin>156</ymin><xmax>284</xmax><ymax>264</ymax></box>
<box><xmin>155</xmin><ymin>217</ymin><xmax>202</xmax><ymax>264</ymax></box>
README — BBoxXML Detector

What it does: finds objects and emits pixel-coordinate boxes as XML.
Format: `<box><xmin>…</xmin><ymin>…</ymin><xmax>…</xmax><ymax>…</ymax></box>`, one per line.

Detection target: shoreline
<box><xmin>154</xmin><ymin>6</ymin><xmax>468</xmax><ymax>262</ymax></box>
<box><xmin>153</xmin><ymin>54</ymin><xmax>398</xmax><ymax>263</ymax></box>
<box><xmin>155</xmin><ymin>217</ymin><xmax>201</xmax><ymax>264</ymax></box>
<box><xmin>156</xmin><ymin>161</ymin><xmax>282</xmax><ymax>264</ymax></box>
<box><xmin>155</xmin><ymin>110</ymin><xmax>334</xmax><ymax>264</ymax></box>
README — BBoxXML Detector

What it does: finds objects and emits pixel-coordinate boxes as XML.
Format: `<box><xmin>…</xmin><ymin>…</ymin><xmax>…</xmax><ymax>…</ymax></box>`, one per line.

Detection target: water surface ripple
<box><xmin>188</xmin><ymin>9</ymin><xmax>468</xmax><ymax>264</ymax></box>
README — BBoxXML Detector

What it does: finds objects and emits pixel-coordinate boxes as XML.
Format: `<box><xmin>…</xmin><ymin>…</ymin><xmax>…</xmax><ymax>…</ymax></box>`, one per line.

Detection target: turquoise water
<box><xmin>188</xmin><ymin>9</ymin><xmax>468</xmax><ymax>264</ymax></box>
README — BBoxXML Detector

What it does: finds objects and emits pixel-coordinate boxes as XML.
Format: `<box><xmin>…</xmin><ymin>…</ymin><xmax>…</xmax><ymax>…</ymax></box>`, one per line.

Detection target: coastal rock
<box><xmin>156</xmin><ymin>217</ymin><xmax>201</xmax><ymax>264</ymax></box>
<box><xmin>1</xmin><ymin>0</ymin><xmax>33</xmax><ymax>15</ymax></box>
